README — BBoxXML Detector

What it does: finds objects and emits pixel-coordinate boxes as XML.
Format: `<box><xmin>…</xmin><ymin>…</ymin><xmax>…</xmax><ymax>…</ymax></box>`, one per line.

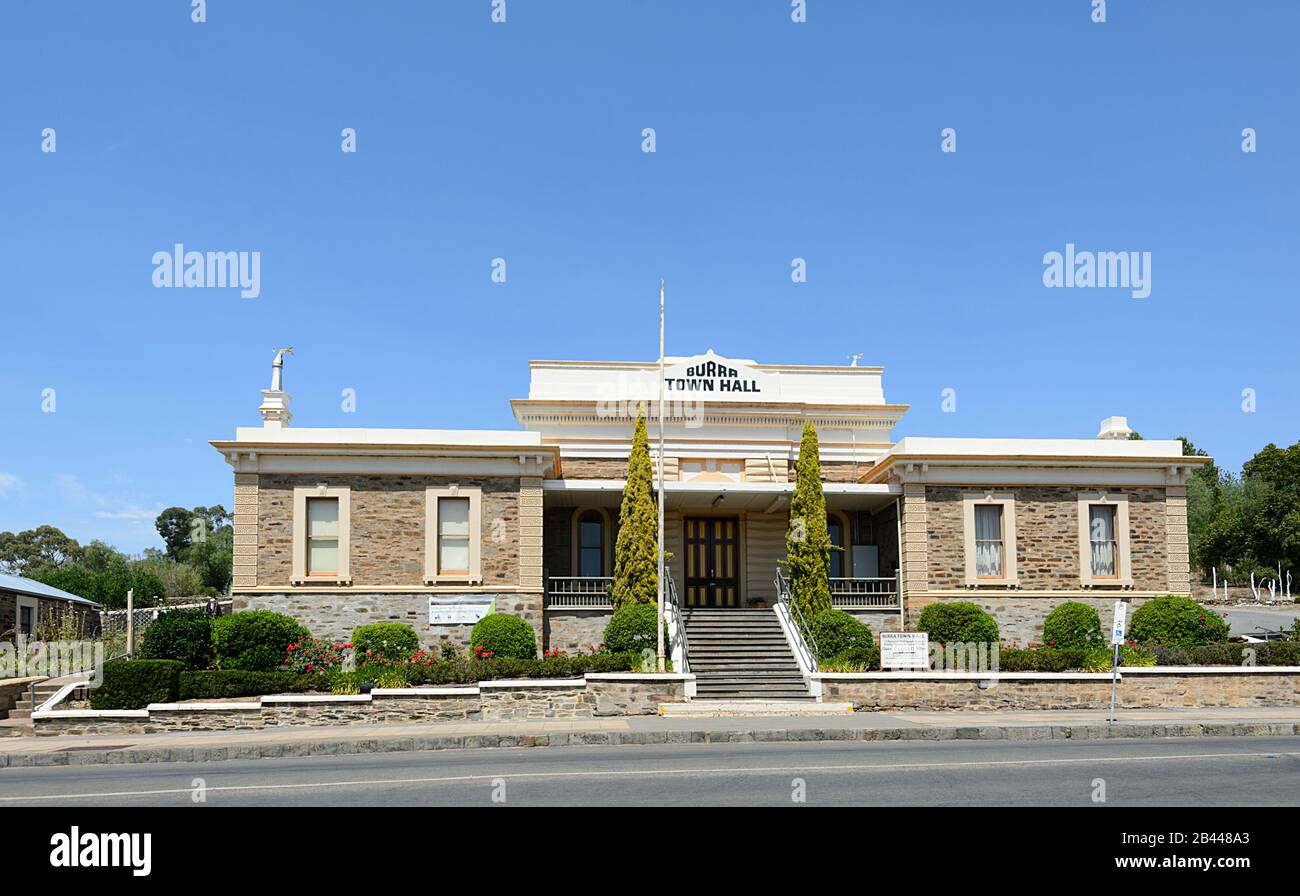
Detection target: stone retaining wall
<box><xmin>33</xmin><ymin>674</ymin><xmax>691</xmax><ymax>736</ymax></box>
<box><xmin>544</xmin><ymin>608</ymin><xmax>611</xmax><ymax>654</ymax></box>
<box><xmin>818</xmin><ymin>668</ymin><xmax>1300</xmax><ymax>711</ymax></box>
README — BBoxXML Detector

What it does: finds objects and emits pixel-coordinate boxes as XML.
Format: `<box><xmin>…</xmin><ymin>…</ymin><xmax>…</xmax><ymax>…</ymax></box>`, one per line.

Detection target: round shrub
<box><xmin>211</xmin><ymin>610</ymin><xmax>310</xmax><ymax>672</ymax></box>
<box><xmin>352</xmin><ymin>623</ymin><xmax>419</xmax><ymax>663</ymax></box>
<box><xmin>810</xmin><ymin>609</ymin><xmax>876</xmax><ymax>658</ymax></box>
<box><xmin>916</xmin><ymin>602</ymin><xmax>999</xmax><ymax>644</ymax></box>
<box><xmin>470</xmin><ymin>613</ymin><xmax>537</xmax><ymax>660</ymax></box>
<box><xmin>1128</xmin><ymin>595</ymin><xmax>1230</xmax><ymax>647</ymax></box>
<box><xmin>603</xmin><ymin>603</ymin><xmax>658</xmax><ymax>655</ymax></box>
<box><xmin>1041</xmin><ymin>601</ymin><xmax>1104</xmax><ymax>649</ymax></box>
<box><xmin>138</xmin><ymin>608</ymin><xmax>213</xmax><ymax>670</ymax></box>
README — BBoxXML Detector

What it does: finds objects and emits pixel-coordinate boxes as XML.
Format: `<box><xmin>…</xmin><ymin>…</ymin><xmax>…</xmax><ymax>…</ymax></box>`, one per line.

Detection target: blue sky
<box><xmin>1</xmin><ymin>1</ymin><xmax>1296</xmax><ymax>553</ymax></box>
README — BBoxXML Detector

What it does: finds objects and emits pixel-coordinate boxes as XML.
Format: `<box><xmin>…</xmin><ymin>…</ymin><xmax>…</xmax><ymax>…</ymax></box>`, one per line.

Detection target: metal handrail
<box><xmin>664</xmin><ymin>569</ymin><xmax>689</xmax><ymax>673</ymax></box>
<box><xmin>774</xmin><ymin>567</ymin><xmax>820</xmax><ymax>665</ymax></box>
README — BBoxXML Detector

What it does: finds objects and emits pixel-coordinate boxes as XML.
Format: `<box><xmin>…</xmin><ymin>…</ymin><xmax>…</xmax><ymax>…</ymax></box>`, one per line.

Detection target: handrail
<box><xmin>664</xmin><ymin>569</ymin><xmax>689</xmax><ymax>673</ymax></box>
<box><xmin>774</xmin><ymin>567</ymin><xmax>820</xmax><ymax>667</ymax></box>
<box><xmin>829</xmin><ymin>577</ymin><xmax>900</xmax><ymax>609</ymax></box>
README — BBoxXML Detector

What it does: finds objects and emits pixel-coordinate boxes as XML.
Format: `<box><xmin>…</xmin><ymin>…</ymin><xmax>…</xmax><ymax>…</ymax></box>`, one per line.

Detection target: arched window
<box><xmin>827</xmin><ymin>514</ymin><xmax>846</xmax><ymax>579</ymax></box>
<box><xmin>577</xmin><ymin>510</ymin><xmax>606</xmax><ymax>577</ymax></box>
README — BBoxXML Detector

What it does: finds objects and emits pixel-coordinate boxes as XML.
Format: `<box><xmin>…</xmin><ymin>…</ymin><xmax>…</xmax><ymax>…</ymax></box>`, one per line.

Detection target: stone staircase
<box><xmin>683</xmin><ymin>608</ymin><xmax>812</xmax><ymax>700</ymax></box>
<box><xmin>1</xmin><ymin>679</ymin><xmax>83</xmax><ymax>735</ymax></box>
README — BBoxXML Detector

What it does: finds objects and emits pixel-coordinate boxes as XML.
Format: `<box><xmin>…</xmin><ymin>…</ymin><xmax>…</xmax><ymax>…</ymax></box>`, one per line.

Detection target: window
<box><xmin>827</xmin><ymin>514</ymin><xmax>846</xmax><ymax>578</ymax></box>
<box><xmin>438</xmin><ymin>497</ymin><xmax>471</xmax><ymax>575</ymax></box>
<box><xmin>18</xmin><ymin>602</ymin><xmax>35</xmax><ymax>636</ymax></box>
<box><xmin>1088</xmin><ymin>505</ymin><xmax>1118</xmax><ymax>578</ymax></box>
<box><xmin>425</xmin><ymin>486</ymin><xmax>482</xmax><ymax>584</ymax></box>
<box><xmin>292</xmin><ymin>485</ymin><xmax>351</xmax><ymax>584</ymax></box>
<box><xmin>305</xmin><ymin>497</ymin><xmax>339</xmax><ymax>576</ymax></box>
<box><xmin>974</xmin><ymin>504</ymin><xmax>1004</xmax><ymax>578</ymax></box>
<box><xmin>1078</xmin><ymin>493</ymin><xmax>1131</xmax><ymax>586</ymax></box>
<box><xmin>962</xmin><ymin>492</ymin><xmax>1018</xmax><ymax>586</ymax></box>
<box><xmin>577</xmin><ymin>510</ymin><xmax>606</xmax><ymax>577</ymax></box>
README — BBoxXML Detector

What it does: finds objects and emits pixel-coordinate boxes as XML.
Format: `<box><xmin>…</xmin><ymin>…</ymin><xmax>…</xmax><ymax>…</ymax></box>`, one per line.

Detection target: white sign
<box><xmin>662</xmin><ymin>350</ymin><xmax>777</xmax><ymax>398</ymax></box>
<box><xmin>880</xmin><ymin>632</ymin><xmax>929</xmax><ymax>669</ymax></box>
<box><xmin>1110</xmin><ymin>600</ymin><xmax>1128</xmax><ymax>646</ymax></box>
<box><xmin>429</xmin><ymin>596</ymin><xmax>495</xmax><ymax>626</ymax></box>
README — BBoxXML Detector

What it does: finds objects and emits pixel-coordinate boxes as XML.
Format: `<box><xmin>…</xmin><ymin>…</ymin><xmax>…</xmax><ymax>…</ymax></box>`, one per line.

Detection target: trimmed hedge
<box><xmin>470</xmin><ymin>613</ymin><xmax>537</xmax><ymax>660</ymax></box>
<box><xmin>1147</xmin><ymin>641</ymin><xmax>1300</xmax><ymax>667</ymax></box>
<box><xmin>603</xmin><ymin>603</ymin><xmax>658</xmax><ymax>655</ymax></box>
<box><xmin>212</xmin><ymin>611</ymin><xmax>310</xmax><ymax>672</ymax></box>
<box><xmin>810</xmin><ymin>609</ymin><xmax>876</xmax><ymax>658</ymax></box>
<box><xmin>89</xmin><ymin>659</ymin><xmax>184</xmax><ymax>709</ymax></box>
<box><xmin>352</xmin><ymin>623</ymin><xmax>419</xmax><ymax>663</ymax></box>
<box><xmin>138</xmin><ymin>608</ymin><xmax>213</xmax><ymax>670</ymax></box>
<box><xmin>178</xmin><ymin>670</ymin><xmax>331</xmax><ymax>700</ymax></box>
<box><xmin>1041</xmin><ymin>602</ymin><xmax>1104</xmax><ymax>650</ymax></box>
<box><xmin>1129</xmin><ymin>595</ymin><xmax>1230</xmax><ymax>647</ymax></box>
<box><xmin>916</xmin><ymin>602</ymin><xmax>1000</xmax><ymax>644</ymax></box>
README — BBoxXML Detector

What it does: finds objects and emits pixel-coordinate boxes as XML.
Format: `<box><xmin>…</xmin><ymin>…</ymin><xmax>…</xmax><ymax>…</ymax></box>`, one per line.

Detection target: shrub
<box><xmin>283</xmin><ymin>637</ymin><xmax>348</xmax><ymax>675</ymax></box>
<box><xmin>810</xmin><ymin>609</ymin><xmax>876</xmax><ymax>658</ymax></box>
<box><xmin>1082</xmin><ymin>644</ymin><xmax>1156</xmax><ymax>673</ymax></box>
<box><xmin>916</xmin><ymin>602</ymin><xmax>999</xmax><ymax>644</ymax></box>
<box><xmin>603</xmin><ymin>603</ymin><xmax>659</xmax><ymax>655</ymax></box>
<box><xmin>1128</xmin><ymin>595</ymin><xmax>1230</xmax><ymax>647</ymax></box>
<box><xmin>1041</xmin><ymin>602</ymin><xmax>1104</xmax><ymax>650</ymax></box>
<box><xmin>1148</xmin><ymin>640</ymin><xmax>1300</xmax><ymax>667</ymax></box>
<box><xmin>820</xmin><ymin>645</ymin><xmax>880</xmax><ymax>673</ymax></box>
<box><xmin>352</xmin><ymin>623</ymin><xmax>419</xmax><ymax>664</ymax></box>
<box><xmin>996</xmin><ymin>646</ymin><xmax>1091</xmax><ymax>672</ymax></box>
<box><xmin>470</xmin><ymin>613</ymin><xmax>537</xmax><ymax>660</ymax></box>
<box><xmin>138</xmin><ymin>608</ymin><xmax>213</xmax><ymax>670</ymax></box>
<box><xmin>89</xmin><ymin>659</ymin><xmax>184</xmax><ymax>709</ymax></box>
<box><xmin>211</xmin><ymin>611</ymin><xmax>310</xmax><ymax>672</ymax></box>
<box><xmin>178</xmin><ymin>670</ymin><xmax>329</xmax><ymax>700</ymax></box>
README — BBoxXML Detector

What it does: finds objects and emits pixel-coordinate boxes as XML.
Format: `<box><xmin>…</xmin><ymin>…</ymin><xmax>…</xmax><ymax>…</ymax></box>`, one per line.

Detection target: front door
<box><xmin>683</xmin><ymin>517</ymin><xmax>740</xmax><ymax>607</ymax></box>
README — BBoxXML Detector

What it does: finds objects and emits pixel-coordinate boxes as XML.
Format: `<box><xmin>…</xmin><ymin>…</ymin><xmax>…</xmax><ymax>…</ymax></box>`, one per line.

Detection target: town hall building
<box><xmin>214</xmin><ymin>350</ymin><xmax>1203</xmax><ymax>684</ymax></box>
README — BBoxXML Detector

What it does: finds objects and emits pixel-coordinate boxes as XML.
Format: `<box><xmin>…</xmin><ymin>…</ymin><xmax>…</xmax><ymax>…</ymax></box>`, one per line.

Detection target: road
<box><xmin>1</xmin><ymin>736</ymin><xmax>1297</xmax><ymax>806</ymax></box>
<box><xmin>1224</xmin><ymin>606</ymin><xmax>1299</xmax><ymax>638</ymax></box>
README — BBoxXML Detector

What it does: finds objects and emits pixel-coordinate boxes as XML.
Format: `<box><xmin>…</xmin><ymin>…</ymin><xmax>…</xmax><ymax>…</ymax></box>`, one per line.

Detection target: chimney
<box><xmin>1096</xmin><ymin>416</ymin><xmax>1133</xmax><ymax>440</ymax></box>
<box><xmin>259</xmin><ymin>348</ymin><xmax>294</xmax><ymax>429</ymax></box>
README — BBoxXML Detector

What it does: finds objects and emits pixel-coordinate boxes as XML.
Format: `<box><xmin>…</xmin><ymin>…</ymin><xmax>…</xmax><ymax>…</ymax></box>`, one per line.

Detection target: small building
<box><xmin>0</xmin><ymin>572</ymin><xmax>100</xmax><ymax>641</ymax></box>
<box><xmin>212</xmin><ymin>350</ymin><xmax>1205</xmax><ymax>652</ymax></box>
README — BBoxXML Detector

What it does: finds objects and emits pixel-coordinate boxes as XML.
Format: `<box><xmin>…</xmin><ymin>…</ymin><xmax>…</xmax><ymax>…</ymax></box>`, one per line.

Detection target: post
<box><xmin>125</xmin><ymin>588</ymin><xmax>135</xmax><ymax>657</ymax></box>
<box><xmin>1107</xmin><ymin>641</ymin><xmax>1120</xmax><ymax>724</ymax></box>
<box><xmin>656</xmin><ymin>278</ymin><xmax>666</xmax><ymax>673</ymax></box>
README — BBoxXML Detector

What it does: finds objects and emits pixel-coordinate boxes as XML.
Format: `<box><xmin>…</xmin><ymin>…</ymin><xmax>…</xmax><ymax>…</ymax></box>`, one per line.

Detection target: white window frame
<box><xmin>1078</xmin><ymin>491</ymin><xmax>1133</xmax><ymax>588</ymax></box>
<box><xmin>962</xmin><ymin>491</ymin><xmax>1018</xmax><ymax>587</ymax></box>
<box><xmin>292</xmin><ymin>485</ymin><xmax>351</xmax><ymax>585</ymax></box>
<box><xmin>426</xmin><ymin>485</ymin><xmax>482</xmax><ymax>585</ymax></box>
<box><xmin>16</xmin><ymin>595</ymin><xmax>39</xmax><ymax>637</ymax></box>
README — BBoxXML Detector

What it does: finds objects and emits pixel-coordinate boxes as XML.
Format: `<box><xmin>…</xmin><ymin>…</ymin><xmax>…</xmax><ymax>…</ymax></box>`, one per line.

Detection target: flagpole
<box><xmin>656</xmin><ymin>278</ymin><xmax>666</xmax><ymax>674</ymax></box>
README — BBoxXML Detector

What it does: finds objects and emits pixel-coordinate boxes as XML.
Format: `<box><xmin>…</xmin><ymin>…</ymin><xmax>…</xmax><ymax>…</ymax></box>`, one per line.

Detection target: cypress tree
<box><xmin>786</xmin><ymin>422</ymin><xmax>832</xmax><ymax>620</ymax></box>
<box><xmin>611</xmin><ymin>409</ymin><xmax>660</xmax><ymax>608</ymax></box>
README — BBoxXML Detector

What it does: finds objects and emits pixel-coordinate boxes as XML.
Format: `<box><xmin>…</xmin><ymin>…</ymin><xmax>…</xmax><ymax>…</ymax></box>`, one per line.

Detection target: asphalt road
<box><xmin>1</xmin><ymin>736</ymin><xmax>1297</xmax><ymax>806</ymax></box>
<box><xmin>1223</xmin><ymin>606</ymin><xmax>1300</xmax><ymax>638</ymax></box>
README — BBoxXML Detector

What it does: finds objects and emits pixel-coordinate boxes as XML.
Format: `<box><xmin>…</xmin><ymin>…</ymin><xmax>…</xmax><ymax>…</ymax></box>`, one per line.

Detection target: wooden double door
<box><xmin>683</xmin><ymin>516</ymin><xmax>741</xmax><ymax>607</ymax></box>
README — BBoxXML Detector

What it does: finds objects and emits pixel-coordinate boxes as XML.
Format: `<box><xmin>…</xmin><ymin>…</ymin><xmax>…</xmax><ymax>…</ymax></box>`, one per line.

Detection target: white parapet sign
<box><xmin>429</xmin><ymin>595</ymin><xmax>495</xmax><ymax>625</ymax></box>
<box><xmin>880</xmin><ymin>632</ymin><xmax>929</xmax><ymax>669</ymax></box>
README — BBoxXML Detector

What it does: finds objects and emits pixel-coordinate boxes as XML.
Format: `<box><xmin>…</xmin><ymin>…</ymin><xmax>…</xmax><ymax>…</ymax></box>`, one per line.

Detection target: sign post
<box><xmin>1107</xmin><ymin>599</ymin><xmax>1128</xmax><ymax>724</ymax></box>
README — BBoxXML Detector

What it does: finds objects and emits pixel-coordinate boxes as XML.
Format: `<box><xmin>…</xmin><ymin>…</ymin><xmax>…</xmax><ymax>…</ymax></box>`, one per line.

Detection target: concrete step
<box><xmin>660</xmin><ymin>700</ymin><xmax>849</xmax><ymax>717</ymax></box>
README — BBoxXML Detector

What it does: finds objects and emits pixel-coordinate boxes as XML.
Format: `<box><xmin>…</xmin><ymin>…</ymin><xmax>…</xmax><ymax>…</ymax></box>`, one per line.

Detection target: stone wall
<box><xmin>544</xmin><ymin>609</ymin><xmax>611</xmax><ymax>654</ymax></box>
<box><xmin>906</xmin><ymin>594</ymin><xmax>1156</xmax><ymax>647</ymax></box>
<box><xmin>561</xmin><ymin>459</ymin><xmax>627</xmax><ymax>479</ymax></box>
<box><xmin>841</xmin><ymin>609</ymin><xmax>903</xmax><ymax>634</ymax></box>
<box><xmin>0</xmin><ymin>593</ymin><xmax>97</xmax><ymax>642</ymax></box>
<box><xmin>256</xmin><ymin>474</ymin><xmax>522</xmax><ymax>587</ymax></box>
<box><xmin>923</xmin><ymin>486</ymin><xmax>1168</xmax><ymax>591</ymax></box>
<box><xmin>819</xmin><ymin>668</ymin><xmax>1300</xmax><ymax>711</ymax></box>
<box><xmin>232</xmin><ymin>591</ymin><xmax>543</xmax><ymax>650</ymax></box>
<box><xmin>33</xmin><ymin>675</ymin><xmax>691</xmax><ymax>735</ymax></box>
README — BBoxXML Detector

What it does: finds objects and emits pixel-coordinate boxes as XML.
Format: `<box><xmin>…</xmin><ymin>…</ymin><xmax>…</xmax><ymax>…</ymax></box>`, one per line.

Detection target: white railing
<box><xmin>829</xmin><ymin>575</ymin><xmax>901</xmax><ymax>609</ymax></box>
<box><xmin>545</xmin><ymin>577</ymin><xmax>614</xmax><ymax>609</ymax></box>
<box><xmin>664</xmin><ymin>571</ymin><xmax>689</xmax><ymax>674</ymax></box>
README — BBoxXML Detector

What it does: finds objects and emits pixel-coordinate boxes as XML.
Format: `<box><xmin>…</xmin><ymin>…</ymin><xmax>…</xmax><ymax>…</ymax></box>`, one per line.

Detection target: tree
<box><xmin>187</xmin><ymin>526</ymin><xmax>233</xmax><ymax>595</ymax></box>
<box><xmin>610</xmin><ymin>409</ymin><xmax>659</xmax><ymax>609</ymax></box>
<box><xmin>0</xmin><ymin>525</ymin><xmax>83</xmax><ymax>575</ymax></box>
<box><xmin>155</xmin><ymin>507</ymin><xmax>195</xmax><ymax>561</ymax></box>
<box><xmin>786</xmin><ymin>422</ymin><xmax>832</xmax><ymax>620</ymax></box>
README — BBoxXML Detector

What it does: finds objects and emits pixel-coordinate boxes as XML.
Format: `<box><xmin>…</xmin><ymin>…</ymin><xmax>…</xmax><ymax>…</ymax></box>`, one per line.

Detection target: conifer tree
<box><xmin>786</xmin><ymin>422</ymin><xmax>832</xmax><ymax>620</ymax></box>
<box><xmin>611</xmin><ymin>409</ymin><xmax>660</xmax><ymax>608</ymax></box>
